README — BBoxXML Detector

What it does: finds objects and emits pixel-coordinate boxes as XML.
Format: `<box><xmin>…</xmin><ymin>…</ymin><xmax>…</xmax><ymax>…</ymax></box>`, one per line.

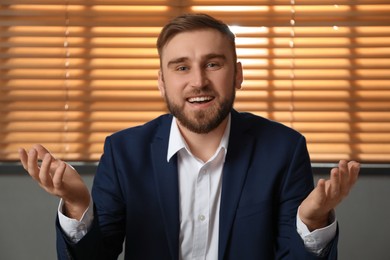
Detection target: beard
<box><xmin>164</xmin><ymin>86</ymin><xmax>235</xmax><ymax>134</ymax></box>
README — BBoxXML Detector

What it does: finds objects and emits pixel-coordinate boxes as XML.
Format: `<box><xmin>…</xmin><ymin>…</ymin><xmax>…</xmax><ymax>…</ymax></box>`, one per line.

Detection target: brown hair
<box><xmin>157</xmin><ymin>13</ymin><xmax>237</xmax><ymax>63</ymax></box>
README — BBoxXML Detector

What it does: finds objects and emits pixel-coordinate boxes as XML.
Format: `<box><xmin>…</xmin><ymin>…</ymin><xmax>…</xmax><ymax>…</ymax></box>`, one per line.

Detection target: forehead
<box><xmin>160</xmin><ymin>29</ymin><xmax>234</xmax><ymax>64</ymax></box>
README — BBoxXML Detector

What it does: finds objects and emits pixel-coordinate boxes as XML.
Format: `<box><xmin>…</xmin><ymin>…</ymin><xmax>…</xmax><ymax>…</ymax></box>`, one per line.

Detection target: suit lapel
<box><xmin>218</xmin><ymin>111</ymin><xmax>255</xmax><ymax>260</ymax></box>
<box><xmin>151</xmin><ymin>116</ymin><xmax>180</xmax><ymax>260</ymax></box>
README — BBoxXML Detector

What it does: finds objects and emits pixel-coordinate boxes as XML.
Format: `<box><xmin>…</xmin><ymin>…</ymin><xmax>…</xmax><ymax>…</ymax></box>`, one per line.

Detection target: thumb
<box><xmin>314</xmin><ymin>178</ymin><xmax>327</xmax><ymax>205</ymax></box>
<box><xmin>300</xmin><ymin>178</ymin><xmax>327</xmax><ymax>219</ymax></box>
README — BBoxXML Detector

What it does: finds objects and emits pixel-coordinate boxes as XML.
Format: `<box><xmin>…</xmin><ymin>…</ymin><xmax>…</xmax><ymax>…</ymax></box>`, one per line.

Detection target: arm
<box><xmin>275</xmin><ymin>136</ymin><xmax>351</xmax><ymax>259</ymax></box>
<box><xmin>19</xmin><ymin>144</ymin><xmax>94</xmax><ymax>259</ymax></box>
<box><xmin>66</xmin><ymin>136</ymin><xmax>126</xmax><ymax>259</ymax></box>
<box><xmin>20</xmin><ymin>142</ymin><xmax>126</xmax><ymax>260</ymax></box>
<box><xmin>275</xmin><ymin>136</ymin><xmax>326</xmax><ymax>259</ymax></box>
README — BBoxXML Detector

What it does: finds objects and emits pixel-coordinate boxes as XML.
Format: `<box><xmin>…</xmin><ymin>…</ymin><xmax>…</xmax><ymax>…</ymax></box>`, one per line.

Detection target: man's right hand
<box><xmin>19</xmin><ymin>144</ymin><xmax>90</xmax><ymax>220</ymax></box>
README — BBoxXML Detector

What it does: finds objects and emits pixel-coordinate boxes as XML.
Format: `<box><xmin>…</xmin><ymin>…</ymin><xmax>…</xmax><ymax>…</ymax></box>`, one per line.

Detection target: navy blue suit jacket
<box><xmin>57</xmin><ymin>110</ymin><xmax>338</xmax><ymax>259</ymax></box>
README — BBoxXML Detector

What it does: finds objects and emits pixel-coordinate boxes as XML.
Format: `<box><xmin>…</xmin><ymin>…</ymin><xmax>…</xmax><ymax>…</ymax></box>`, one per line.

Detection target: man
<box><xmin>19</xmin><ymin>13</ymin><xmax>360</xmax><ymax>259</ymax></box>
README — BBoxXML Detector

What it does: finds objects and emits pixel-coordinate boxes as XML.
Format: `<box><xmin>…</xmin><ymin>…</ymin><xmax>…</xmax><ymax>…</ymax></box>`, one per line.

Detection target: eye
<box><xmin>176</xmin><ymin>66</ymin><xmax>189</xmax><ymax>71</ymax></box>
<box><xmin>206</xmin><ymin>62</ymin><xmax>221</xmax><ymax>70</ymax></box>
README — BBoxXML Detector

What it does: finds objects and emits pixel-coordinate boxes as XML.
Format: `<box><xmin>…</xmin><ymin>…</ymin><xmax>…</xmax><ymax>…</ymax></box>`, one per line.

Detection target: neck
<box><xmin>177</xmin><ymin>117</ymin><xmax>228</xmax><ymax>162</ymax></box>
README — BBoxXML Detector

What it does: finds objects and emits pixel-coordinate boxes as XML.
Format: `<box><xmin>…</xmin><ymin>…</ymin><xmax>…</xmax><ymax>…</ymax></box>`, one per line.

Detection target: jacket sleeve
<box><xmin>56</xmin><ymin>136</ymin><xmax>126</xmax><ymax>260</ymax></box>
<box><xmin>275</xmin><ymin>135</ymin><xmax>338</xmax><ymax>259</ymax></box>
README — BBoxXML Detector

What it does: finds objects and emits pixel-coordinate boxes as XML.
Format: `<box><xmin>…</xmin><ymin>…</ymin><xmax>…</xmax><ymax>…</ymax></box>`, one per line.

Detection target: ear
<box><xmin>235</xmin><ymin>62</ymin><xmax>243</xmax><ymax>90</ymax></box>
<box><xmin>157</xmin><ymin>70</ymin><xmax>165</xmax><ymax>97</ymax></box>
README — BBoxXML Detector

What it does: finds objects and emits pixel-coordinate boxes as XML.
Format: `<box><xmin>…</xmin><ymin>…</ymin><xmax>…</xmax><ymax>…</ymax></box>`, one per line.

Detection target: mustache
<box><xmin>185</xmin><ymin>86</ymin><xmax>215</xmax><ymax>97</ymax></box>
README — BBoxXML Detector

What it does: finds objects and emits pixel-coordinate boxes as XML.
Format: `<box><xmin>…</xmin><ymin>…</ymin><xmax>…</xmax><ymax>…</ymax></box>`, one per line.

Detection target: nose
<box><xmin>190</xmin><ymin>67</ymin><xmax>208</xmax><ymax>88</ymax></box>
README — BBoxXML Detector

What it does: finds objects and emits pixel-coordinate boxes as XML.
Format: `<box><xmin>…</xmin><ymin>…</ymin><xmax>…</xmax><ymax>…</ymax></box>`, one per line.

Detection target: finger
<box><xmin>18</xmin><ymin>148</ymin><xmax>28</xmax><ymax>170</ymax></box>
<box><xmin>315</xmin><ymin>178</ymin><xmax>327</xmax><ymax>205</ymax></box>
<box><xmin>338</xmin><ymin>160</ymin><xmax>350</xmax><ymax>196</ymax></box>
<box><xmin>39</xmin><ymin>153</ymin><xmax>54</xmax><ymax>188</ymax></box>
<box><xmin>33</xmin><ymin>144</ymin><xmax>52</xmax><ymax>160</ymax></box>
<box><xmin>27</xmin><ymin>148</ymin><xmax>40</xmax><ymax>180</ymax></box>
<box><xmin>325</xmin><ymin>177</ymin><xmax>331</xmax><ymax>193</ymax></box>
<box><xmin>52</xmin><ymin>161</ymin><xmax>67</xmax><ymax>190</ymax></box>
<box><xmin>348</xmin><ymin>161</ymin><xmax>360</xmax><ymax>186</ymax></box>
<box><xmin>32</xmin><ymin>144</ymin><xmax>61</xmax><ymax>172</ymax></box>
<box><xmin>329</xmin><ymin>167</ymin><xmax>341</xmax><ymax>199</ymax></box>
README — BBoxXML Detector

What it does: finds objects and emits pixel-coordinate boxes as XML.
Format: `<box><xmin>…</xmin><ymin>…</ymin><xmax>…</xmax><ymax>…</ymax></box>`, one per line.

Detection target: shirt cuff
<box><xmin>58</xmin><ymin>198</ymin><xmax>94</xmax><ymax>243</ymax></box>
<box><xmin>296</xmin><ymin>208</ymin><xmax>337</xmax><ymax>255</ymax></box>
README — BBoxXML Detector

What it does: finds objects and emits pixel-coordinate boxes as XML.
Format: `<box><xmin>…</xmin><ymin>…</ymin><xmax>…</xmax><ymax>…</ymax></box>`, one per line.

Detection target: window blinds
<box><xmin>1</xmin><ymin>0</ymin><xmax>389</xmax><ymax>162</ymax></box>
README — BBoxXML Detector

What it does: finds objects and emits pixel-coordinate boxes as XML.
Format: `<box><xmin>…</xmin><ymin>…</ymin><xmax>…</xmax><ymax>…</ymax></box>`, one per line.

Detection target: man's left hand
<box><xmin>299</xmin><ymin>160</ymin><xmax>360</xmax><ymax>231</ymax></box>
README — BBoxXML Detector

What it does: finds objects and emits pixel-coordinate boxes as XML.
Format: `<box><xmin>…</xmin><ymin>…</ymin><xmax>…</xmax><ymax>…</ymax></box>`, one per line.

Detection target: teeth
<box><xmin>188</xmin><ymin>96</ymin><xmax>212</xmax><ymax>103</ymax></box>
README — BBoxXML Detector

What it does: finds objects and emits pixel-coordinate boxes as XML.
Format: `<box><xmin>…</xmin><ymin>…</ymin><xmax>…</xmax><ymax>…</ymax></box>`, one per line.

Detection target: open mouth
<box><xmin>187</xmin><ymin>96</ymin><xmax>214</xmax><ymax>104</ymax></box>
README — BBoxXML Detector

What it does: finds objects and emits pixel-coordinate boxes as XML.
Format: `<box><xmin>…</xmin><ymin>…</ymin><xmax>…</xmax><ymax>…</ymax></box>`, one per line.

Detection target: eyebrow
<box><xmin>167</xmin><ymin>57</ymin><xmax>188</xmax><ymax>68</ymax></box>
<box><xmin>166</xmin><ymin>53</ymin><xmax>227</xmax><ymax>68</ymax></box>
<box><xmin>205</xmin><ymin>53</ymin><xmax>227</xmax><ymax>61</ymax></box>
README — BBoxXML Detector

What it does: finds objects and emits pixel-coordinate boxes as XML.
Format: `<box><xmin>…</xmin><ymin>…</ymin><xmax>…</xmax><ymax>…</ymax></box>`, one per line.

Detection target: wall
<box><xmin>1</xmin><ymin>168</ymin><xmax>389</xmax><ymax>260</ymax></box>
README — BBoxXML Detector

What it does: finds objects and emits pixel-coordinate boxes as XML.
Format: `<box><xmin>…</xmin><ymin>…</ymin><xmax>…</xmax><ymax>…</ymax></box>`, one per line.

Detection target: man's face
<box><xmin>158</xmin><ymin>29</ymin><xmax>243</xmax><ymax>134</ymax></box>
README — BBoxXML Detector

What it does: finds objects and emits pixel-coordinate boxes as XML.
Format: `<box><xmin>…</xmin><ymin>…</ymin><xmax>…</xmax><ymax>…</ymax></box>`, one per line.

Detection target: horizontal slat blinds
<box><xmin>1</xmin><ymin>1</ymin><xmax>389</xmax><ymax>162</ymax></box>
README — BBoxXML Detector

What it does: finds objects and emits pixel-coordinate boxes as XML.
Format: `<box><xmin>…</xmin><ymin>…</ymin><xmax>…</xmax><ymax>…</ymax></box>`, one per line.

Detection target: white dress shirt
<box><xmin>59</xmin><ymin>114</ymin><xmax>336</xmax><ymax>259</ymax></box>
<box><xmin>167</xmin><ymin>117</ymin><xmax>230</xmax><ymax>260</ymax></box>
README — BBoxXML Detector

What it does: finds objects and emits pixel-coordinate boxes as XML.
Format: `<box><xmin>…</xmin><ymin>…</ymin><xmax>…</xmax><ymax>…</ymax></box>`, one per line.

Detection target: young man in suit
<box><xmin>19</xmin><ymin>13</ymin><xmax>359</xmax><ymax>259</ymax></box>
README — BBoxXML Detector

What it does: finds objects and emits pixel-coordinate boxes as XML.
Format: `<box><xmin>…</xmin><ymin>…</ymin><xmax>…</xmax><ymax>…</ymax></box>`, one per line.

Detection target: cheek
<box><xmin>164</xmin><ymin>84</ymin><xmax>183</xmax><ymax>103</ymax></box>
<box><xmin>163</xmin><ymin>77</ymin><xmax>187</xmax><ymax>95</ymax></box>
<box><xmin>215</xmin><ymin>75</ymin><xmax>235</xmax><ymax>93</ymax></box>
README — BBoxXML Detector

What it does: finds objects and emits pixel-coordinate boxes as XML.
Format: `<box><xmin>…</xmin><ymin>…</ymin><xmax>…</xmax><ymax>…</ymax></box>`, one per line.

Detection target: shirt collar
<box><xmin>167</xmin><ymin>114</ymin><xmax>231</xmax><ymax>162</ymax></box>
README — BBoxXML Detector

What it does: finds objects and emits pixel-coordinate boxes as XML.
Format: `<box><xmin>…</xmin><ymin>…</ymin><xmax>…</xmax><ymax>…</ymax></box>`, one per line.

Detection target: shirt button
<box><xmin>78</xmin><ymin>223</ymin><xmax>86</xmax><ymax>231</ymax></box>
<box><xmin>198</xmin><ymin>214</ymin><xmax>206</xmax><ymax>221</ymax></box>
<box><xmin>305</xmin><ymin>238</ymin><xmax>315</xmax><ymax>243</ymax></box>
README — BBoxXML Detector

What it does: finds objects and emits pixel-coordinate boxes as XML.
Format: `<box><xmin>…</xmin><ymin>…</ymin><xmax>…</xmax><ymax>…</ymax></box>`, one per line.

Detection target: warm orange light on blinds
<box><xmin>1</xmin><ymin>1</ymin><xmax>390</xmax><ymax>162</ymax></box>
<box><xmin>91</xmin><ymin>6</ymin><xmax>168</xmax><ymax>12</ymax></box>
<box><xmin>192</xmin><ymin>6</ymin><xmax>269</xmax><ymax>12</ymax></box>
